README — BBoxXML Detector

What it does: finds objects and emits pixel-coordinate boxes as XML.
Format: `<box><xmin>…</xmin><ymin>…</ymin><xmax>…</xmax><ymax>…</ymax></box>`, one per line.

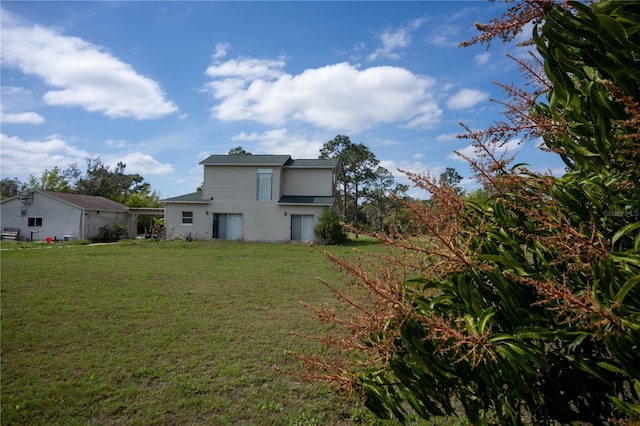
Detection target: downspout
<box><xmin>80</xmin><ymin>208</ymin><xmax>85</xmax><ymax>239</ymax></box>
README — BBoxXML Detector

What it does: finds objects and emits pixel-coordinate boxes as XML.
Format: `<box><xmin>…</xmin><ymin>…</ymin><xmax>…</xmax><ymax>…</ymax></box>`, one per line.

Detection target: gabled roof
<box><xmin>162</xmin><ymin>192</ymin><xmax>209</xmax><ymax>203</ymax></box>
<box><xmin>199</xmin><ymin>155</ymin><xmax>291</xmax><ymax>166</ymax></box>
<box><xmin>284</xmin><ymin>158</ymin><xmax>338</xmax><ymax>168</ymax></box>
<box><xmin>42</xmin><ymin>191</ymin><xmax>128</xmax><ymax>212</ymax></box>
<box><xmin>278</xmin><ymin>195</ymin><xmax>336</xmax><ymax>206</ymax></box>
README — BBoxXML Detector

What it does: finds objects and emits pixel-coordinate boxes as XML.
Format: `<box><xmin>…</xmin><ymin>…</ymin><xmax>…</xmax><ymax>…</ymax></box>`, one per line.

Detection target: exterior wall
<box><xmin>167</xmin><ymin>163</ymin><xmax>335</xmax><ymax>242</ymax></box>
<box><xmin>164</xmin><ymin>203</ymin><xmax>210</xmax><ymax>240</ymax></box>
<box><xmin>83</xmin><ymin>209</ymin><xmax>129</xmax><ymax>240</ymax></box>
<box><xmin>1</xmin><ymin>195</ymin><xmax>82</xmax><ymax>241</ymax></box>
<box><xmin>1</xmin><ymin>193</ymin><xmax>129</xmax><ymax>241</ymax></box>
<box><xmin>282</xmin><ymin>205</ymin><xmax>326</xmax><ymax>241</ymax></box>
<box><xmin>202</xmin><ymin>165</ymin><xmax>290</xmax><ymax>241</ymax></box>
<box><xmin>282</xmin><ymin>168</ymin><xmax>335</xmax><ymax>196</ymax></box>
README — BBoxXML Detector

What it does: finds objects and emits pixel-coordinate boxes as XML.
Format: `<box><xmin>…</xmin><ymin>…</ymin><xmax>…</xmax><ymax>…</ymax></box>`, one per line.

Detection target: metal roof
<box><xmin>278</xmin><ymin>195</ymin><xmax>336</xmax><ymax>206</ymax></box>
<box><xmin>162</xmin><ymin>192</ymin><xmax>209</xmax><ymax>203</ymax></box>
<box><xmin>199</xmin><ymin>155</ymin><xmax>291</xmax><ymax>166</ymax></box>
<box><xmin>42</xmin><ymin>191</ymin><xmax>129</xmax><ymax>212</ymax></box>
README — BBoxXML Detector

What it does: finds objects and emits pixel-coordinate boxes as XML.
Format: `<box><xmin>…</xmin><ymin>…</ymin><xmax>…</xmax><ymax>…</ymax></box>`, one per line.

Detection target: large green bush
<box><xmin>314</xmin><ymin>209</ymin><xmax>347</xmax><ymax>245</ymax></box>
<box><xmin>302</xmin><ymin>2</ymin><xmax>639</xmax><ymax>425</ymax></box>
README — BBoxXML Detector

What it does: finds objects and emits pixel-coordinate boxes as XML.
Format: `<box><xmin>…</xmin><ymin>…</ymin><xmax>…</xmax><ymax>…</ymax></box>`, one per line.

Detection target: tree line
<box><xmin>0</xmin><ymin>157</ymin><xmax>162</xmax><ymax>207</ymax></box>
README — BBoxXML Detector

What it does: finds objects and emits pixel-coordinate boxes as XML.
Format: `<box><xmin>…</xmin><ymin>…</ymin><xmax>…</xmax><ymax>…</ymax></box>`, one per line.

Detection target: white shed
<box><xmin>0</xmin><ymin>190</ymin><xmax>131</xmax><ymax>241</ymax></box>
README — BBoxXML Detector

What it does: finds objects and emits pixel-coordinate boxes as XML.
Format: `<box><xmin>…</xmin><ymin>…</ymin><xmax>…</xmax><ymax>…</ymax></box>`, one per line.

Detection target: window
<box><xmin>256</xmin><ymin>169</ymin><xmax>273</xmax><ymax>201</ymax></box>
<box><xmin>28</xmin><ymin>217</ymin><xmax>43</xmax><ymax>227</ymax></box>
<box><xmin>213</xmin><ymin>214</ymin><xmax>243</xmax><ymax>240</ymax></box>
<box><xmin>181</xmin><ymin>211</ymin><xmax>193</xmax><ymax>225</ymax></box>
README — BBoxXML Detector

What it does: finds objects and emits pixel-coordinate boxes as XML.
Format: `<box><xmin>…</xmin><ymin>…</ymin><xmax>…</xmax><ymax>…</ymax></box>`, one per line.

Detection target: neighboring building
<box><xmin>0</xmin><ymin>190</ymin><xmax>131</xmax><ymax>241</ymax></box>
<box><xmin>163</xmin><ymin>155</ymin><xmax>338</xmax><ymax>242</ymax></box>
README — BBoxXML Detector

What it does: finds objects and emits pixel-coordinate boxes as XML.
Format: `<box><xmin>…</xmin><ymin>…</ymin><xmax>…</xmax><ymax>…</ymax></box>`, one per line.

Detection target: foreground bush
<box><xmin>299</xmin><ymin>2</ymin><xmax>639</xmax><ymax>425</ymax></box>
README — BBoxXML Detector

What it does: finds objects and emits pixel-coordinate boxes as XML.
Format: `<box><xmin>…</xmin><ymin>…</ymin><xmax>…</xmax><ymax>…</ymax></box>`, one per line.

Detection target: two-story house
<box><xmin>163</xmin><ymin>155</ymin><xmax>338</xmax><ymax>242</ymax></box>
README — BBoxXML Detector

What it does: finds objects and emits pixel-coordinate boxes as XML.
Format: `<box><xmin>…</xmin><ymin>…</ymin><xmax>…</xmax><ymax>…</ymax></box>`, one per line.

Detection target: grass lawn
<box><xmin>1</xmin><ymin>239</ymin><xmax>455</xmax><ymax>425</ymax></box>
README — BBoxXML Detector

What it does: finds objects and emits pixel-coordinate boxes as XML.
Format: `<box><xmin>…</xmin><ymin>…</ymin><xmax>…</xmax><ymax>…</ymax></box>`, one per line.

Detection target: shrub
<box><xmin>314</xmin><ymin>209</ymin><xmax>347</xmax><ymax>245</ymax></box>
<box><xmin>95</xmin><ymin>222</ymin><xmax>129</xmax><ymax>242</ymax></box>
<box><xmin>298</xmin><ymin>2</ymin><xmax>640</xmax><ymax>425</ymax></box>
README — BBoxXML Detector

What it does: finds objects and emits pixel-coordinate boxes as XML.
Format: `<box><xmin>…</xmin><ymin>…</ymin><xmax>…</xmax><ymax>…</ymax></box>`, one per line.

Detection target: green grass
<box><xmin>1</xmin><ymin>239</ymin><xmax>456</xmax><ymax>425</ymax></box>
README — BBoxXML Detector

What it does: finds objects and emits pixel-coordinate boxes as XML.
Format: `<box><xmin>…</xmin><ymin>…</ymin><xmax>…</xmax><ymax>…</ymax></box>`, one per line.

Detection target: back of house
<box><xmin>163</xmin><ymin>155</ymin><xmax>338</xmax><ymax>242</ymax></box>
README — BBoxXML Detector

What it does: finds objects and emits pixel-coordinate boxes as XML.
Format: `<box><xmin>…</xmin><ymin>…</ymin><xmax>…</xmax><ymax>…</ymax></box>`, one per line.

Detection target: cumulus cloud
<box><xmin>446</xmin><ymin>88</ymin><xmax>488</xmax><ymax>110</ymax></box>
<box><xmin>0</xmin><ymin>133</ymin><xmax>90</xmax><ymax>177</ymax></box>
<box><xmin>0</xmin><ymin>111</ymin><xmax>45</xmax><ymax>124</ymax></box>
<box><xmin>368</xmin><ymin>17</ymin><xmax>426</xmax><ymax>62</ymax></box>
<box><xmin>1</xmin><ymin>9</ymin><xmax>177</xmax><ymax>119</ymax></box>
<box><xmin>106</xmin><ymin>152</ymin><xmax>174</xmax><ymax>175</ymax></box>
<box><xmin>204</xmin><ymin>58</ymin><xmax>442</xmax><ymax>133</ymax></box>
<box><xmin>232</xmin><ymin>128</ymin><xmax>323</xmax><ymax>158</ymax></box>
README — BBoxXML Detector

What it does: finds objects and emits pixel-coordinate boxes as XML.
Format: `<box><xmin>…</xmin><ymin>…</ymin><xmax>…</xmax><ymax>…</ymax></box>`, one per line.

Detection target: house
<box><xmin>0</xmin><ymin>190</ymin><xmax>131</xmax><ymax>241</ymax></box>
<box><xmin>163</xmin><ymin>155</ymin><xmax>338</xmax><ymax>242</ymax></box>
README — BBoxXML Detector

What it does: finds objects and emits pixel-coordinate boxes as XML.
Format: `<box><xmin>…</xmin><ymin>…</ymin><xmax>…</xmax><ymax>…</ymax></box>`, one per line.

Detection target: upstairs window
<box><xmin>181</xmin><ymin>211</ymin><xmax>193</xmax><ymax>225</ymax></box>
<box><xmin>256</xmin><ymin>169</ymin><xmax>273</xmax><ymax>201</ymax></box>
<box><xmin>28</xmin><ymin>217</ymin><xmax>43</xmax><ymax>227</ymax></box>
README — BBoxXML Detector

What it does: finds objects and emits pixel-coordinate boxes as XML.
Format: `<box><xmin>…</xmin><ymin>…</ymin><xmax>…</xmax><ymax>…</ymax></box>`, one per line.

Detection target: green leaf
<box><xmin>616</xmin><ymin>274</ymin><xmax>640</xmax><ymax>305</ymax></box>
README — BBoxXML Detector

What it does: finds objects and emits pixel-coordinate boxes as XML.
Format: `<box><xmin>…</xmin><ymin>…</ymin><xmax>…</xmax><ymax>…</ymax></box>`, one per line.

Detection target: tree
<box><xmin>228</xmin><ymin>146</ymin><xmax>252</xmax><ymax>155</ymax></box>
<box><xmin>75</xmin><ymin>157</ymin><xmax>152</xmax><ymax>205</ymax></box>
<box><xmin>362</xmin><ymin>166</ymin><xmax>408</xmax><ymax>233</ymax></box>
<box><xmin>438</xmin><ymin>167</ymin><xmax>463</xmax><ymax>195</ymax></box>
<box><xmin>24</xmin><ymin>166</ymin><xmax>74</xmax><ymax>192</ymax></box>
<box><xmin>298</xmin><ymin>1</ymin><xmax>640</xmax><ymax>424</ymax></box>
<box><xmin>320</xmin><ymin>135</ymin><xmax>379</xmax><ymax>232</ymax></box>
<box><xmin>0</xmin><ymin>177</ymin><xmax>23</xmax><ymax>199</ymax></box>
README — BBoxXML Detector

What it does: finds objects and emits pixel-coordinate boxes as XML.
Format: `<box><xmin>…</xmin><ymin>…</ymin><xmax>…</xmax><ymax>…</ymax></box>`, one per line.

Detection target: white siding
<box><xmin>164</xmin><ymin>204</ymin><xmax>210</xmax><ymax>240</ymax></box>
<box><xmin>282</xmin><ymin>168</ymin><xmax>334</xmax><ymax>196</ymax></box>
<box><xmin>0</xmin><ymin>193</ymin><xmax>127</xmax><ymax>241</ymax></box>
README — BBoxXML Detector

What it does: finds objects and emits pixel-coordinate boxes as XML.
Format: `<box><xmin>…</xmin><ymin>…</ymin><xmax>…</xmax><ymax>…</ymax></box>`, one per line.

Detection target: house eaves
<box><xmin>278</xmin><ymin>195</ymin><xmax>336</xmax><ymax>206</ymax></box>
<box><xmin>284</xmin><ymin>158</ymin><xmax>338</xmax><ymax>168</ymax></box>
<box><xmin>199</xmin><ymin>155</ymin><xmax>291</xmax><ymax>166</ymax></box>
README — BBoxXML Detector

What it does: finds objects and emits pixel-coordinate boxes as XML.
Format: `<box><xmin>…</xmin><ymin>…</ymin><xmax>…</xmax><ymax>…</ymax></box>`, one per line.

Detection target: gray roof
<box><xmin>284</xmin><ymin>158</ymin><xmax>338</xmax><ymax>168</ymax></box>
<box><xmin>199</xmin><ymin>155</ymin><xmax>291</xmax><ymax>166</ymax></box>
<box><xmin>278</xmin><ymin>195</ymin><xmax>336</xmax><ymax>206</ymax></box>
<box><xmin>42</xmin><ymin>191</ymin><xmax>129</xmax><ymax>212</ymax></box>
<box><xmin>163</xmin><ymin>192</ymin><xmax>209</xmax><ymax>203</ymax></box>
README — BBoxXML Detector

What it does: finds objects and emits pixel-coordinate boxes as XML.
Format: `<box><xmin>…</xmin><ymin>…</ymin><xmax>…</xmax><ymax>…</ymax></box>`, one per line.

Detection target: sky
<box><xmin>0</xmin><ymin>1</ymin><xmax>567</xmax><ymax>199</ymax></box>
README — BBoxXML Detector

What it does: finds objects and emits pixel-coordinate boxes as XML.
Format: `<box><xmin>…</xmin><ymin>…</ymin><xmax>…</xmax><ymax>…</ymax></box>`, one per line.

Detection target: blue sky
<box><xmin>1</xmin><ymin>1</ymin><xmax>565</xmax><ymax>199</ymax></box>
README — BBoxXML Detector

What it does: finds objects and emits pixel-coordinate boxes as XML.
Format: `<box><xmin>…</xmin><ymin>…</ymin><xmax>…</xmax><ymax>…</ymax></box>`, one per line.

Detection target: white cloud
<box><xmin>205</xmin><ymin>59</ymin><xmax>441</xmax><ymax>133</ymax></box>
<box><xmin>1</xmin><ymin>10</ymin><xmax>177</xmax><ymax>120</ymax></box>
<box><xmin>368</xmin><ymin>18</ymin><xmax>426</xmax><ymax>62</ymax></box>
<box><xmin>212</xmin><ymin>42</ymin><xmax>230</xmax><ymax>59</ymax></box>
<box><xmin>0</xmin><ymin>111</ymin><xmax>45</xmax><ymax>124</ymax></box>
<box><xmin>426</xmin><ymin>24</ymin><xmax>460</xmax><ymax>48</ymax></box>
<box><xmin>474</xmin><ymin>51</ymin><xmax>491</xmax><ymax>66</ymax></box>
<box><xmin>206</xmin><ymin>57</ymin><xmax>285</xmax><ymax>80</ymax></box>
<box><xmin>0</xmin><ymin>133</ymin><xmax>90</xmax><ymax>178</ymax></box>
<box><xmin>105</xmin><ymin>152</ymin><xmax>174</xmax><ymax>176</ymax></box>
<box><xmin>232</xmin><ymin>128</ymin><xmax>323</xmax><ymax>159</ymax></box>
<box><xmin>446</xmin><ymin>88</ymin><xmax>488</xmax><ymax>110</ymax></box>
<box><xmin>449</xmin><ymin>138</ymin><xmax>522</xmax><ymax>162</ymax></box>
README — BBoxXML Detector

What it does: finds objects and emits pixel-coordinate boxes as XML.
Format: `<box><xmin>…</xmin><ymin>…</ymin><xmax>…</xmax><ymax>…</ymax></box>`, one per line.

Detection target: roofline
<box><xmin>38</xmin><ymin>190</ymin><xmax>129</xmax><ymax>212</ymax></box>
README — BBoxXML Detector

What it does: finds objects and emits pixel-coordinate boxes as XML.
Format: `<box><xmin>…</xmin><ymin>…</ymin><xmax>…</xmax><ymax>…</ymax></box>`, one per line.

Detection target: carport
<box><xmin>129</xmin><ymin>207</ymin><xmax>165</xmax><ymax>239</ymax></box>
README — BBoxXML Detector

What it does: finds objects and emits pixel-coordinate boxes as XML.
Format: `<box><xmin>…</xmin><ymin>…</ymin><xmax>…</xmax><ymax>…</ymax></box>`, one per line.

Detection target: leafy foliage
<box><xmin>314</xmin><ymin>208</ymin><xmax>347</xmax><ymax>245</ymax></box>
<box><xmin>95</xmin><ymin>221</ymin><xmax>129</xmax><ymax>242</ymax></box>
<box><xmin>299</xmin><ymin>1</ymin><xmax>640</xmax><ymax>425</ymax></box>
